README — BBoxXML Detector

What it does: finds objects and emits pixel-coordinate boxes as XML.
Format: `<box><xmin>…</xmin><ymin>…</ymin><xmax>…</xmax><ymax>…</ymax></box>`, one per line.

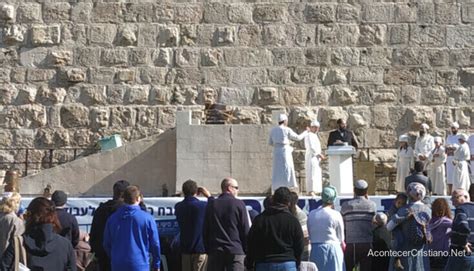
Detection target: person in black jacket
<box><xmin>327</xmin><ymin>118</ymin><xmax>358</xmax><ymax>148</ymax></box>
<box><xmin>24</xmin><ymin>197</ymin><xmax>76</xmax><ymax>271</ymax></box>
<box><xmin>51</xmin><ymin>190</ymin><xmax>80</xmax><ymax>248</ymax></box>
<box><xmin>404</xmin><ymin>161</ymin><xmax>432</xmax><ymax>193</ymax></box>
<box><xmin>89</xmin><ymin>180</ymin><xmax>129</xmax><ymax>271</ymax></box>
<box><xmin>245</xmin><ymin>187</ymin><xmax>304</xmax><ymax>270</ymax></box>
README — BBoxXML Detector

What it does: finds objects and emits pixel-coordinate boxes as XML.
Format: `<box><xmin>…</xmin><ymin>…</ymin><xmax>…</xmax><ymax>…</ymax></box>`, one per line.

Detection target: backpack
<box><xmin>406</xmin><ymin>210</ymin><xmax>432</xmax><ymax>246</ymax></box>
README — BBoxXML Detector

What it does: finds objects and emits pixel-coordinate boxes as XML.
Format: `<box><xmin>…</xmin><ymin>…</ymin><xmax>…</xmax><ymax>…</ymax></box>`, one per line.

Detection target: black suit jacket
<box><xmin>327</xmin><ymin>129</ymin><xmax>358</xmax><ymax>148</ymax></box>
<box><xmin>404</xmin><ymin>172</ymin><xmax>432</xmax><ymax>193</ymax></box>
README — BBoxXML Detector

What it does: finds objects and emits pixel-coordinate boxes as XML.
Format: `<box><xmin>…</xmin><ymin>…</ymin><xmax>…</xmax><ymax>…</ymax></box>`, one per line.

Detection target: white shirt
<box><xmin>415</xmin><ymin>134</ymin><xmax>435</xmax><ymax>159</ymax></box>
<box><xmin>305</xmin><ymin>132</ymin><xmax>321</xmax><ymax>158</ymax></box>
<box><xmin>308</xmin><ymin>206</ymin><xmax>344</xmax><ymax>244</ymax></box>
<box><xmin>446</xmin><ymin>134</ymin><xmax>460</xmax><ymax>155</ymax></box>
<box><xmin>468</xmin><ymin>134</ymin><xmax>474</xmax><ymax>155</ymax></box>
<box><xmin>455</xmin><ymin>142</ymin><xmax>471</xmax><ymax>161</ymax></box>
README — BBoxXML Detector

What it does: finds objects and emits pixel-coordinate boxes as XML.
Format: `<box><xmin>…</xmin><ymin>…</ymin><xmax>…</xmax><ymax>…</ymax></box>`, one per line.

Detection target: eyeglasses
<box><xmin>231</xmin><ymin>186</ymin><xmax>239</xmax><ymax>190</ymax></box>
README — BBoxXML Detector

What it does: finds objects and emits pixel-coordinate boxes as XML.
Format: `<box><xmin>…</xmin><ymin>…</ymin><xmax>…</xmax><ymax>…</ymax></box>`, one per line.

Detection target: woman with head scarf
<box><xmin>0</xmin><ymin>192</ymin><xmax>25</xmax><ymax>271</ymax></box>
<box><xmin>307</xmin><ymin>186</ymin><xmax>345</xmax><ymax>271</ymax></box>
<box><xmin>387</xmin><ymin>183</ymin><xmax>432</xmax><ymax>271</ymax></box>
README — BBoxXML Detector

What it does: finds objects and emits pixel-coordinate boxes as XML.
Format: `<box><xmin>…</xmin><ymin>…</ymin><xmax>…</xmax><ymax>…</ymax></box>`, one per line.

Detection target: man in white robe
<box><xmin>414</xmin><ymin>123</ymin><xmax>435</xmax><ymax>165</ymax></box>
<box><xmin>428</xmin><ymin>137</ymin><xmax>447</xmax><ymax>195</ymax></box>
<box><xmin>269</xmin><ymin>114</ymin><xmax>308</xmax><ymax>192</ymax></box>
<box><xmin>468</xmin><ymin>133</ymin><xmax>474</xmax><ymax>182</ymax></box>
<box><xmin>453</xmin><ymin>134</ymin><xmax>471</xmax><ymax>191</ymax></box>
<box><xmin>395</xmin><ymin>135</ymin><xmax>414</xmax><ymax>192</ymax></box>
<box><xmin>305</xmin><ymin>120</ymin><xmax>325</xmax><ymax>195</ymax></box>
<box><xmin>446</xmin><ymin>122</ymin><xmax>460</xmax><ymax>195</ymax></box>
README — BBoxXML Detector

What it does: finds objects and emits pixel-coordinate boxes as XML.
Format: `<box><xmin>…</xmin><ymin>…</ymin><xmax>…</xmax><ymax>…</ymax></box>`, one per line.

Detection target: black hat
<box><xmin>51</xmin><ymin>190</ymin><xmax>67</xmax><ymax>206</ymax></box>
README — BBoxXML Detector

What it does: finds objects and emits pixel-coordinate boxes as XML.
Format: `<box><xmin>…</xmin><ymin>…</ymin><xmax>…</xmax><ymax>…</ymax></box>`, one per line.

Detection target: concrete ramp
<box><xmin>21</xmin><ymin>129</ymin><xmax>176</xmax><ymax>196</ymax></box>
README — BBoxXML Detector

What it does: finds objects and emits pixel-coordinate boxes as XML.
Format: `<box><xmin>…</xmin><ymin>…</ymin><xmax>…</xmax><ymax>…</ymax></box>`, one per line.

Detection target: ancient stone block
<box><xmin>101</xmin><ymin>48</ymin><xmax>128</xmax><ymax>66</ymax></box>
<box><xmin>137</xmin><ymin>24</ymin><xmax>157</xmax><ymax>47</ymax></box>
<box><xmin>305</xmin><ymin>4</ymin><xmax>336</xmax><ymax>23</ymax></box>
<box><xmin>19</xmin><ymin>47</ymin><xmax>48</xmax><ymax>68</ymax></box>
<box><xmin>331</xmin><ymin>86</ymin><xmax>358</xmax><ymax>105</ymax></box>
<box><xmin>106</xmin><ymin>85</ymin><xmax>126</xmax><ymax>105</ymax></box>
<box><xmin>358</xmin><ymin>24</ymin><xmax>386</xmax><ymax>46</ymax></box>
<box><xmin>13</xmin><ymin>129</ymin><xmax>35</xmax><ymax>147</ymax></box>
<box><xmin>167</xmin><ymin>68</ymin><xmax>201</xmax><ymax>85</ymax></box>
<box><xmin>421</xmin><ymin>86</ymin><xmax>447</xmax><ymax>105</ymax></box>
<box><xmin>138</xmin><ymin>67</ymin><xmax>167</xmax><ymax>85</ymax></box>
<box><xmin>331</xmin><ymin>48</ymin><xmax>360</xmax><ymax>66</ymax></box>
<box><xmin>180</xmin><ymin>24</ymin><xmax>197</xmax><ymax>46</ymax></box>
<box><xmin>71</xmin><ymin>3</ymin><xmax>92</xmax><ymax>23</ymax></box>
<box><xmin>174</xmin><ymin>4</ymin><xmax>202</xmax><ymax>24</ymax></box>
<box><xmin>89</xmin><ymin>67</ymin><xmax>115</xmax><ymax>85</ymax></box>
<box><xmin>48</xmin><ymin>50</ymin><xmax>72</xmax><ymax>67</ymax></box>
<box><xmin>319</xmin><ymin>24</ymin><xmax>359</xmax><ymax>46</ymax></box>
<box><xmin>224</xmin><ymin>48</ymin><xmax>271</xmax><ymax>67</ymax></box>
<box><xmin>294</xmin><ymin>24</ymin><xmax>316</xmax><ymax>47</ymax></box>
<box><xmin>374</xmin><ymin>92</ymin><xmax>397</xmax><ymax>104</ymax></box>
<box><xmin>175</xmin><ymin>49</ymin><xmax>199</xmax><ymax>68</ymax></box>
<box><xmin>414</xmin><ymin>68</ymin><xmax>436</xmax><ymax>87</ymax></box>
<box><xmin>35</xmin><ymin>128</ymin><xmax>70</xmax><ymax>148</ymax></box>
<box><xmin>392</xmin><ymin>48</ymin><xmax>426</xmax><ymax>66</ymax></box>
<box><xmin>426</xmin><ymin>49</ymin><xmax>449</xmax><ymax>67</ymax></box>
<box><xmin>201</xmin><ymin>49</ymin><xmax>222</xmax><ymax>67</ymax></box>
<box><xmin>448</xmin><ymin>86</ymin><xmax>470</xmax><ymax>106</ymax></box>
<box><xmin>92</xmin><ymin>3</ymin><xmax>123</xmax><ymax>23</ymax></box>
<box><xmin>262</xmin><ymin>24</ymin><xmax>293</xmax><ymax>47</ymax></box>
<box><xmin>126</xmin><ymin>85</ymin><xmax>149</xmax><ymax>105</ymax></box>
<box><xmin>267</xmin><ymin>68</ymin><xmax>291</xmax><ymax>85</ymax></box>
<box><xmin>79</xmin><ymin>85</ymin><xmax>107</xmax><ymax>106</ymax></box>
<box><xmin>123</xmin><ymin>3</ymin><xmax>155</xmax><ymax>23</ymax></box>
<box><xmin>37</xmin><ymin>86</ymin><xmax>66</xmax><ymax>105</ymax></box>
<box><xmin>291</xmin><ymin>67</ymin><xmax>319</xmax><ymax>84</ymax></box>
<box><xmin>65</xmin><ymin>68</ymin><xmax>86</xmax><ymax>83</ymax></box>
<box><xmin>449</xmin><ymin>49</ymin><xmax>474</xmax><ymax>67</ymax></box>
<box><xmin>155</xmin><ymin>4</ymin><xmax>174</xmax><ymax>22</ymax></box>
<box><xmin>27</xmin><ymin>69</ymin><xmax>56</xmax><ymax>82</ymax></box>
<box><xmin>60</xmin><ymin>105</ymin><xmax>89</xmax><ymax>128</ymax></box>
<box><xmin>389</xmin><ymin>24</ymin><xmax>409</xmax><ymax>45</ymax></box>
<box><xmin>410</xmin><ymin>25</ymin><xmax>445</xmax><ymax>47</ymax></box>
<box><xmin>16</xmin><ymin>85</ymin><xmax>37</xmax><ymax>104</ymax></box>
<box><xmin>435</xmin><ymin>3</ymin><xmax>460</xmax><ymax>24</ymax></box>
<box><xmin>394</xmin><ymin>4</ymin><xmax>416</xmax><ymax>23</ymax></box>
<box><xmin>43</xmin><ymin>3</ymin><xmax>70</xmax><ymax>22</ymax></box>
<box><xmin>203</xmin><ymin>3</ymin><xmax>227</xmax><ymax>23</ymax></box>
<box><xmin>362</xmin><ymin>4</ymin><xmax>394</xmax><ymax>23</ymax></box>
<box><xmin>460</xmin><ymin>68</ymin><xmax>474</xmax><ymax>87</ymax></box>
<box><xmin>11</xmin><ymin>68</ymin><xmax>25</xmax><ymax>84</ymax></box>
<box><xmin>308</xmin><ymin>86</ymin><xmax>331</xmax><ymax>106</ymax></box>
<box><xmin>62</xmin><ymin>23</ymin><xmax>87</xmax><ymax>47</ymax></box>
<box><xmin>129</xmin><ymin>48</ymin><xmax>149</xmax><ymax>66</ymax></box>
<box><xmin>337</xmin><ymin>4</ymin><xmax>360</xmax><ymax>21</ymax></box>
<box><xmin>231</xmin><ymin>68</ymin><xmax>267</xmax><ymax>85</ymax></box>
<box><xmin>151</xmin><ymin>48</ymin><xmax>172</xmax><ymax>67</ymax></box>
<box><xmin>360</xmin><ymin>48</ymin><xmax>392</xmax><ymax>67</ymax></box>
<box><xmin>0</xmin><ymin>130</ymin><xmax>13</xmax><ymax>147</ymax></box>
<box><xmin>116</xmin><ymin>25</ymin><xmax>137</xmax><ymax>46</ymax></box>
<box><xmin>173</xmin><ymin>86</ymin><xmax>198</xmax><ymax>105</ymax></box>
<box><xmin>305</xmin><ymin>48</ymin><xmax>330</xmax><ymax>66</ymax></box>
<box><xmin>462</xmin><ymin>4</ymin><xmax>474</xmax><ymax>23</ymax></box>
<box><xmin>149</xmin><ymin>86</ymin><xmax>172</xmax><ymax>105</ymax></box>
<box><xmin>3</xmin><ymin>25</ymin><xmax>26</xmax><ymax>45</ymax></box>
<box><xmin>321</xmin><ymin>68</ymin><xmax>347</xmax><ymax>85</ymax></box>
<box><xmin>436</xmin><ymin>70</ymin><xmax>458</xmax><ymax>85</ymax></box>
<box><xmin>0</xmin><ymin>84</ymin><xmax>17</xmax><ymax>105</ymax></box>
<box><xmin>31</xmin><ymin>25</ymin><xmax>61</xmax><ymax>45</ymax></box>
<box><xmin>231</xmin><ymin>107</ymin><xmax>261</xmax><ymax>124</ymax></box>
<box><xmin>281</xmin><ymin>87</ymin><xmax>308</xmax><ymax>106</ymax></box>
<box><xmin>350</xmin><ymin>68</ymin><xmax>383</xmax><ymax>84</ymax></box>
<box><xmin>256</xmin><ymin>87</ymin><xmax>280</xmax><ymax>106</ymax></box>
<box><xmin>237</xmin><ymin>25</ymin><xmax>261</xmax><ymax>47</ymax></box>
<box><xmin>158</xmin><ymin>25</ymin><xmax>179</xmax><ymax>47</ymax></box>
<box><xmin>0</xmin><ymin>48</ymin><xmax>17</xmax><ymax>66</ymax></box>
<box><xmin>17</xmin><ymin>104</ymin><xmax>47</xmax><ymax>128</ymax></box>
<box><xmin>110</xmin><ymin>106</ymin><xmax>136</xmax><ymax>128</ymax></box>
<box><xmin>215</xmin><ymin>26</ymin><xmax>236</xmax><ymax>46</ymax></box>
<box><xmin>447</xmin><ymin>26</ymin><xmax>474</xmax><ymax>49</ymax></box>
<box><xmin>401</xmin><ymin>85</ymin><xmax>421</xmax><ymax>104</ymax></box>
<box><xmin>115</xmin><ymin>69</ymin><xmax>135</xmax><ymax>83</ymax></box>
<box><xmin>0</xmin><ymin>69</ymin><xmax>9</xmax><ymax>83</ymax></box>
<box><xmin>218</xmin><ymin>87</ymin><xmax>254</xmax><ymax>106</ymax></box>
<box><xmin>272</xmin><ymin>48</ymin><xmax>304</xmax><ymax>66</ymax></box>
<box><xmin>158</xmin><ymin>106</ymin><xmax>176</xmax><ymax>129</ymax></box>
<box><xmin>89</xmin><ymin>24</ymin><xmax>117</xmax><ymax>46</ymax></box>
<box><xmin>253</xmin><ymin>5</ymin><xmax>286</xmax><ymax>23</ymax></box>
<box><xmin>228</xmin><ymin>4</ymin><xmax>253</xmax><ymax>24</ymax></box>
<box><xmin>318</xmin><ymin>107</ymin><xmax>348</xmax><ymax>129</ymax></box>
<box><xmin>17</xmin><ymin>3</ymin><xmax>42</xmax><ymax>23</ymax></box>
<box><xmin>0</xmin><ymin>4</ymin><xmax>15</xmax><ymax>22</ymax></box>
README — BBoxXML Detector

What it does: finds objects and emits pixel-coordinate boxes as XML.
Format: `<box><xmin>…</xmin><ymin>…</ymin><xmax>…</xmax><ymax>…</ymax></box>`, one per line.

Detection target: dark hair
<box><xmin>289</xmin><ymin>192</ymin><xmax>299</xmax><ymax>216</ymax></box>
<box><xmin>123</xmin><ymin>186</ymin><xmax>141</xmax><ymax>205</ymax></box>
<box><xmin>263</xmin><ymin>195</ymin><xmax>272</xmax><ymax>209</ymax></box>
<box><xmin>354</xmin><ymin>187</ymin><xmax>368</xmax><ymax>196</ymax></box>
<box><xmin>414</xmin><ymin>161</ymin><xmax>424</xmax><ymax>173</ymax></box>
<box><xmin>113</xmin><ymin>180</ymin><xmax>130</xmax><ymax>200</ymax></box>
<box><xmin>273</xmin><ymin>187</ymin><xmax>292</xmax><ymax>206</ymax></box>
<box><xmin>182</xmin><ymin>180</ymin><xmax>198</xmax><ymax>197</ymax></box>
<box><xmin>395</xmin><ymin>192</ymin><xmax>408</xmax><ymax>201</ymax></box>
<box><xmin>220</xmin><ymin>177</ymin><xmax>233</xmax><ymax>191</ymax></box>
<box><xmin>278</xmin><ymin>121</ymin><xmax>285</xmax><ymax>125</ymax></box>
<box><xmin>336</xmin><ymin>118</ymin><xmax>344</xmax><ymax>124</ymax></box>
<box><xmin>25</xmin><ymin>197</ymin><xmax>61</xmax><ymax>233</ymax></box>
<box><xmin>431</xmin><ymin>198</ymin><xmax>452</xmax><ymax>219</ymax></box>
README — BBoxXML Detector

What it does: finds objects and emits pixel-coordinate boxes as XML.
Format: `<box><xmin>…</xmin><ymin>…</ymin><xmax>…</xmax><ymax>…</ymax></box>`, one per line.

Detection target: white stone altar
<box><xmin>327</xmin><ymin>145</ymin><xmax>356</xmax><ymax>195</ymax></box>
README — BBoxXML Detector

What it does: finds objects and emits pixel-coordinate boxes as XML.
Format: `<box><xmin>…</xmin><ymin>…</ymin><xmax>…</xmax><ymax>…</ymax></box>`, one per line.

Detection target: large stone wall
<box><xmin>0</xmin><ymin>1</ymin><xmax>473</xmax><ymax>182</ymax></box>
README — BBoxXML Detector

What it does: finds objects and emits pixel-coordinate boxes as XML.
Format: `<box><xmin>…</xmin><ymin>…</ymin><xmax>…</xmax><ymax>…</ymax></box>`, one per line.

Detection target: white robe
<box><xmin>395</xmin><ymin>147</ymin><xmax>414</xmax><ymax>192</ymax></box>
<box><xmin>269</xmin><ymin>125</ymin><xmax>307</xmax><ymax>191</ymax></box>
<box><xmin>414</xmin><ymin>134</ymin><xmax>435</xmax><ymax>163</ymax></box>
<box><xmin>453</xmin><ymin>142</ymin><xmax>471</xmax><ymax>191</ymax></box>
<box><xmin>469</xmin><ymin>134</ymin><xmax>474</xmax><ymax>180</ymax></box>
<box><xmin>428</xmin><ymin>146</ymin><xmax>447</xmax><ymax>195</ymax></box>
<box><xmin>304</xmin><ymin>132</ymin><xmax>322</xmax><ymax>194</ymax></box>
<box><xmin>445</xmin><ymin>134</ymin><xmax>459</xmax><ymax>184</ymax></box>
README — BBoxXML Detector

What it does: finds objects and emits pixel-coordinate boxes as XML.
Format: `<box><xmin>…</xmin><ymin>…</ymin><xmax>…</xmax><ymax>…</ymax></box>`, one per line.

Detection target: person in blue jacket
<box><xmin>103</xmin><ymin>185</ymin><xmax>161</xmax><ymax>271</ymax></box>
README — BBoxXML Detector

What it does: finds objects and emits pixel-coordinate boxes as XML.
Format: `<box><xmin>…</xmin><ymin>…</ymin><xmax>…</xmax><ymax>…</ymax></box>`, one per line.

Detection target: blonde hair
<box><xmin>0</xmin><ymin>192</ymin><xmax>21</xmax><ymax>213</ymax></box>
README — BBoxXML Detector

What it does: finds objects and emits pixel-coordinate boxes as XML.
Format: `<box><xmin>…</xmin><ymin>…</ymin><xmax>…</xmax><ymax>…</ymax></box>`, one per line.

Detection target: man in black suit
<box><xmin>327</xmin><ymin>118</ymin><xmax>358</xmax><ymax>148</ymax></box>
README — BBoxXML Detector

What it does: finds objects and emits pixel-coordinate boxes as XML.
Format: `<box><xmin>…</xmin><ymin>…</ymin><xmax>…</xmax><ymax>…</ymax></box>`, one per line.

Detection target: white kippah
<box><xmin>421</xmin><ymin>123</ymin><xmax>429</xmax><ymax>130</ymax></box>
<box><xmin>278</xmin><ymin>114</ymin><xmax>288</xmax><ymax>122</ymax></box>
<box><xmin>451</xmin><ymin>122</ymin><xmax>459</xmax><ymax>129</ymax></box>
<box><xmin>310</xmin><ymin>120</ymin><xmax>320</xmax><ymax>127</ymax></box>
